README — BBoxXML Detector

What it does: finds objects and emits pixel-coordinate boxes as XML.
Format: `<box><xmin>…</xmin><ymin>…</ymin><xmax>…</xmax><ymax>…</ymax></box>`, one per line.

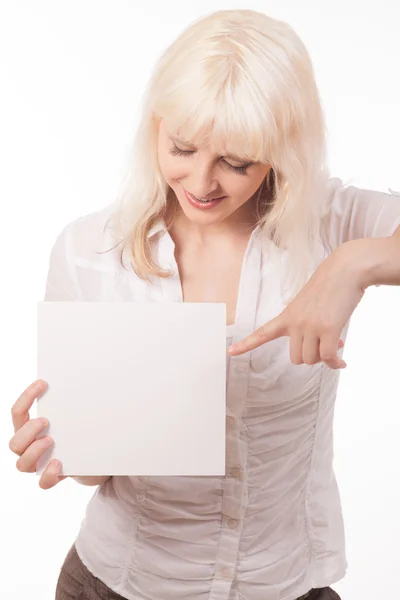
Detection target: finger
<box><xmin>320</xmin><ymin>333</ymin><xmax>346</xmax><ymax>370</ymax></box>
<box><xmin>289</xmin><ymin>331</ymin><xmax>304</xmax><ymax>365</ymax></box>
<box><xmin>11</xmin><ymin>380</ymin><xmax>47</xmax><ymax>433</ymax></box>
<box><xmin>301</xmin><ymin>337</ymin><xmax>344</xmax><ymax>365</ymax></box>
<box><xmin>302</xmin><ymin>334</ymin><xmax>321</xmax><ymax>365</ymax></box>
<box><xmin>15</xmin><ymin>436</ymin><xmax>54</xmax><ymax>473</ymax></box>
<box><xmin>228</xmin><ymin>317</ymin><xmax>286</xmax><ymax>356</ymax></box>
<box><xmin>39</xmin><ymin>459</ymin><xmax>67</xmax><ymax>490</ymax></box>
<box><xmin>9</xmin><ymin>417</ymin><xmax>50</xmax><ymax>457</ymax></box>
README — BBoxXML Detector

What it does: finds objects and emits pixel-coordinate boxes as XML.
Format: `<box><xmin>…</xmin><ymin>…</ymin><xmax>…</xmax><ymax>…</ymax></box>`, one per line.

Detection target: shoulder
<box><xmin>320</xmin><ymin>176</ymin><xmax>400</xmax><ymax>251</ymax></box>
<box><xmin>320</xmin><ymin>176</ymin><xmax>353</xmax><ymax>215</ymax></box>
<box><xmin>321</xmin><ymin>175</ymin><xmax>400</xmax><ymax>215</ymax></box>
<box><xmin>60</xmin><ymin>201</ymin><xmax>120</xmax><ymax>266</ymax></box>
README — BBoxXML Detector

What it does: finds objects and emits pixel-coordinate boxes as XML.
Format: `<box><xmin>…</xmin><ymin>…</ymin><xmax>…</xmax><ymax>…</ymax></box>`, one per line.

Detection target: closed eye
<box><xmin>168</xmin><ymin>144</ymin><xmax>253</xmax><ymax>175</ymax></box>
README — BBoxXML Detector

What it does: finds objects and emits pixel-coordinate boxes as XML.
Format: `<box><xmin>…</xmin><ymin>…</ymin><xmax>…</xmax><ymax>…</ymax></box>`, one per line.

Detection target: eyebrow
<box><xmin>170</xmin><ymin>135</ymin><xmax>253</xmax><ymax>165</ymax></box>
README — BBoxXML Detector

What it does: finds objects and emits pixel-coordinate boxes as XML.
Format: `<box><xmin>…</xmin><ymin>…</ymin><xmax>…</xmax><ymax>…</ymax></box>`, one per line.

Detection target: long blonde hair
<box><xmin>101</xmin><ymin>9</ymin><xmax>332</xmax><ymax>304</ymax></box>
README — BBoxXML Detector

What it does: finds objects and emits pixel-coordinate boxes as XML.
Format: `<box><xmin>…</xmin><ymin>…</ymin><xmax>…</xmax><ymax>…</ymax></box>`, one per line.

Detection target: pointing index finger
<box><xmin>228</xmin><ymin>318</ymin><xmax>285</xmax><ymax>356</ymax></box>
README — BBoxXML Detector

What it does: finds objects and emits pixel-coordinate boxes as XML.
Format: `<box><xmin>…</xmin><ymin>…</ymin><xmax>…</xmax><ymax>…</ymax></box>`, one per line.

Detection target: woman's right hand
<box><xmin>9</xmin><ymin>379</ymin><xmax>67</xmax><ymax>489</ymax></box>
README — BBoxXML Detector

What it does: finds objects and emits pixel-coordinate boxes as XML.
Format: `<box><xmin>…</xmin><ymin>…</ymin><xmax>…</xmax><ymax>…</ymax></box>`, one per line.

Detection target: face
<box><xmin>157</xmin><ymin>118</ymin><xmax>271</xmax><ymax>227</ymax></box>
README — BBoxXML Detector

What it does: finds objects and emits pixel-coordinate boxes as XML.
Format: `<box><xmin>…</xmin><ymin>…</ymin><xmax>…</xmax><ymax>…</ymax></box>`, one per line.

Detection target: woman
<box><xmin>9</xmin><ymin>8</ymin><xmax>400</xmax><ymax>600</ymax></box>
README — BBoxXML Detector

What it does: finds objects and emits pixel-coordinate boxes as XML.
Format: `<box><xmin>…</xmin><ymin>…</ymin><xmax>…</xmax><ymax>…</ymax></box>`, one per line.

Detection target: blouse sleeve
<box><xmin>43</xmin><ymin>222</ymin><xmax>84</xmax><ymax>301</ymax></box>
<box><xmin>321</xmin><ymin>178</ymin><xmax>400</xmax><ymax>250</ymax></box>
<box><xmin>320</xmin><ymin>178</ymin><xmax>400</xmax><ymax>286</ymax></box>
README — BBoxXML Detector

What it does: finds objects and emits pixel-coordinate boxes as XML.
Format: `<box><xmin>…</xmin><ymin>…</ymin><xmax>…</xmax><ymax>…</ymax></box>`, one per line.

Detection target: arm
<box><xmin>336</xmin><ymin>224</ymin><xmax>400</xmax><ymax>289</ymax></box>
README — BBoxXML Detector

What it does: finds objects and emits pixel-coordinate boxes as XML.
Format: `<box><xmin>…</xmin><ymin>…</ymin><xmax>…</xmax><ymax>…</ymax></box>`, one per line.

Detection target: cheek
<box><xmin>228</xmin><ymin>177</ymin><xmax>261</xmax><ymax>203</ymax></box>
<box><xmin>158</xmin><ymin>153</ymin><xmax>185</xmax><ymax>184</ymax></box>
<box><xmin>224</xmin><ymin>173</ymin><xmax>266</xmax><ymax>206</ymax></box>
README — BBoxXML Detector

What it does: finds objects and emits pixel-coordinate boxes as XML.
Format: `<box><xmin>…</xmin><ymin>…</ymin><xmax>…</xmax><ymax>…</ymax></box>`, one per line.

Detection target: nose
<box><xmin>184</xmin><ymin>160</ymin><xmax>222</xmax><ymax>199</ymax></box>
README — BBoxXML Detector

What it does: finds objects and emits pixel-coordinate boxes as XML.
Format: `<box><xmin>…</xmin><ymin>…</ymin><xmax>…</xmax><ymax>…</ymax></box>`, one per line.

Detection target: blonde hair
<box><xmin>101</xmin><ymin>9</ymin><xmax>331</xmax><ymax>304</ymax></box>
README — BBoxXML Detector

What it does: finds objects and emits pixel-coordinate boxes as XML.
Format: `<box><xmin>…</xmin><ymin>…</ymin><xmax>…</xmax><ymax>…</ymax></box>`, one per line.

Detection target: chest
<box><xmin>175</xmin><ymin>244</ymin><xmax>247</xmax><ymax>326</ymax></box>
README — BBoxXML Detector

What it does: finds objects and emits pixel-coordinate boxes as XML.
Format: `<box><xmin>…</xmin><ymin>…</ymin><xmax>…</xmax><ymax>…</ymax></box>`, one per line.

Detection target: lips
<box><xmin>184</xmin><ymin>189</ymin><xmax>226</xmax><ymax>202</ymax></box>
<box><xmin>183</xmin><ymin>188</ymin><xmax>227</xmax><ymax>210</ymax></box>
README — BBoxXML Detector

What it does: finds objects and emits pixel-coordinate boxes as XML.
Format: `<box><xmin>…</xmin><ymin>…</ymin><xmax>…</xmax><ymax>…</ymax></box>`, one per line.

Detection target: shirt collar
<box><xmin>148</xmin><ymin>219</ymin><xmax>166</xmax><ymax>239</ymax></box>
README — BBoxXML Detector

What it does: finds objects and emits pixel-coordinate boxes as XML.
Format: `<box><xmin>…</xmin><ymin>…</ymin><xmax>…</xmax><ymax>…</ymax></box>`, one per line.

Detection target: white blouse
<box><xmin>44</xmin><ymin>178</ymin><xmax>400</xmax><ymax>600</ymax></box>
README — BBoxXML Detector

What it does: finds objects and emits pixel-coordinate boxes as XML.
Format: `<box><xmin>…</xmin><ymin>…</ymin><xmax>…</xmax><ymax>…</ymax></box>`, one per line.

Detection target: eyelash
<box><xmin>168</xmin><ymin>145</ymin><xmax>251</xmax><ymax>175</ymax></box>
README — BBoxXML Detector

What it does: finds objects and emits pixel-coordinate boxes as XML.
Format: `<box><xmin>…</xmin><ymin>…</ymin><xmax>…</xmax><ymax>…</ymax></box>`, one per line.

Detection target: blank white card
<box><xmin>36</xmin><ymin>302</ymin><xmax>226</xmax><ymax>477</ymax></box>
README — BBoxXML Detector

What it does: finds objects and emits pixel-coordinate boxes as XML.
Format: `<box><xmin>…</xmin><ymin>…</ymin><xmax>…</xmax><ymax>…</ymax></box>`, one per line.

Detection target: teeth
<box><xmin>186</xmin><ymin>190</ymin><xmax>218</xmax><ymax>203</ymax></box>
<box><xmin>194</xmin><ymin>195</ymin><xmax>212</xmax><ymax>203</ymax></box>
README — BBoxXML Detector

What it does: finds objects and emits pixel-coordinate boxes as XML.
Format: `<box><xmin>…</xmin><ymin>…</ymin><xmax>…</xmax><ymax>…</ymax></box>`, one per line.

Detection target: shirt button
<box><xmin>226</xmin><ymin>415</ymin><xmax>236</xmax><ymax>426</ymax></box>
<box><xmin>235</xmin><ymin>361</ymin><xmax>248</xmax><ymax>373</ymax></box>
<box><xmin>220</xmin><ymin>567</ymin><xmax>232</xmax><ymax>579</ymax></box>
<box><xmin>230</xmin><ymin>467</ymin><xmax>241</xmax><ymax>478</ymax></box>
<box><xmin>228</xmin><ymin>519</ymin><xmax>238</xmax><ymax>528</ymax></box>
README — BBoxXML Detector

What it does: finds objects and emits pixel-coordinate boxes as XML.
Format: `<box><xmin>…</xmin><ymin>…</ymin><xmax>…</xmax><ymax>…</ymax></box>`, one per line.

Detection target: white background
<box><xmin>1</xmin><ymin>1</ymin><xmax>399</xmax><ymax>598</ymax></box>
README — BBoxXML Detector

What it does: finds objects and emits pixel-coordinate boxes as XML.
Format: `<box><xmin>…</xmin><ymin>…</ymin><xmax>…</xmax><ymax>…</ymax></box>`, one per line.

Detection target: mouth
<box><xmin>183</xmin><ymin>188</ymin><xmax>227</xmax><ymax>210</ymax></box>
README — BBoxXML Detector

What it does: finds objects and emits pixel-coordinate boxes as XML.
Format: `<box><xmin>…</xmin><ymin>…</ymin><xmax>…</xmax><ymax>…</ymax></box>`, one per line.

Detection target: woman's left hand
<box><xmin>228</xmin><ymin>245</ymin><xmax>366</xmax><ymax>369</ymax></box>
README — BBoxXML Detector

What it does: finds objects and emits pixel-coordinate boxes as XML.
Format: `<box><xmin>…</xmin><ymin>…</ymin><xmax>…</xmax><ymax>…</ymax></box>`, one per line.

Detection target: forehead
<box><xmin>164</xmin><ymin>120</ymin><xmax>220</xmax><ymax>147</ymax></box>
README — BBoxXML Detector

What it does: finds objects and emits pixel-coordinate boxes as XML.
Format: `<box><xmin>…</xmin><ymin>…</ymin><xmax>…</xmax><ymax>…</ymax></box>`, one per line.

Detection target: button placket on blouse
<box><xmin>210</xmin><ymin>423</ymin><xmax>247</xmax><ymax>593</ymax></box>
<box><xmin>209</xmin><ymin>232</ymin><xmax>263</xmax><ymax>599</ymax></box>
<box><xmin>226</xmin><ymin>230</ymin><xmax>262</xmax><ymax>417</ymax></box>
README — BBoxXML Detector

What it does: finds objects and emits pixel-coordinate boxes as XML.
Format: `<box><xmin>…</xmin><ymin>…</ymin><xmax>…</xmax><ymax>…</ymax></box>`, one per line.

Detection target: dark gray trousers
<box><xmin>55</xmin><ymin>543</ymin><xmax>342</xmax><ymax>600</ymax></box>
